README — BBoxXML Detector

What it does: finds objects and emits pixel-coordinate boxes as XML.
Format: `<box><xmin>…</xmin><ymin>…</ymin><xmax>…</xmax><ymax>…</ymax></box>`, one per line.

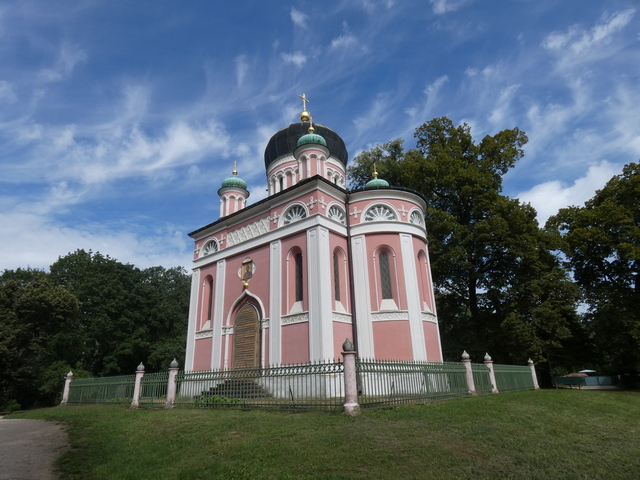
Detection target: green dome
<box><xmin>297</xmin><ymin>132</ymin><xmax>327</xmax><ymax>148</ymax></box>
<box><xmin>365</xmin><ymin>177</ymin><xmax>390</xmax><ymax>188</ymax></box>
<box><xmin>221</xmin><ymin>175</ymin><xmax>247</xmax><ymax>190</ymax></box>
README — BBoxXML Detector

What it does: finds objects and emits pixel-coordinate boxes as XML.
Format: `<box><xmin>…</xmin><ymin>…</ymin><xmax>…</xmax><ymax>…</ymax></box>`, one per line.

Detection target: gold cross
<box><xmin>299</xmin><ymin>93</ymin><xmax>310</xmax><ymax>110</ymax></box>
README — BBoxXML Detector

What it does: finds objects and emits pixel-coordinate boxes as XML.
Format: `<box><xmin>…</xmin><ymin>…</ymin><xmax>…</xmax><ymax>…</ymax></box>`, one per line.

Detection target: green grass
<box><xmin>10</xmin><ymin>390</ymin><xmax>640</xmax><ymax>479</ymax></box>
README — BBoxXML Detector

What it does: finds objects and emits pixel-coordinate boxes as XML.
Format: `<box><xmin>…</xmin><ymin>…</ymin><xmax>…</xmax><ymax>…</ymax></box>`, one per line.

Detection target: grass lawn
<box><xmin>10</xmin><ymin>389</ymin><xmax>640</xmax><ymax>479</ymax></box>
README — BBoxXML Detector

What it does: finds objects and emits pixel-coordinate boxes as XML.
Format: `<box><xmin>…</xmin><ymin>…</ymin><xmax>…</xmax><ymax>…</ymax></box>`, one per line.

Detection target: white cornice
<box><xmin>350</xmin><ymin>221</ymin><xmax>427</xmax><ymax>241</ymax></box>
<box><xmin>350</xmin><ymin>189</ymin><xmax>427</xmax><ymax>210</ymax></box>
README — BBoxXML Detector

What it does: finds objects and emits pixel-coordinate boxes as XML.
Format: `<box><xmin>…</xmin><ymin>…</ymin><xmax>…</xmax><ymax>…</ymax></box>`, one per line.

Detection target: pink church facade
<box><xmin>185</xmin><ymin>114</ymin><xmax>442</xmax><ymax>371</ymax></box>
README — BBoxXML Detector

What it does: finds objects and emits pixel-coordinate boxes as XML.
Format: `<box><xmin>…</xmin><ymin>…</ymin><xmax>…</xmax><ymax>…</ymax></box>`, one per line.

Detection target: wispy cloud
<box><xmin>281</xmin><ymin>51</ymin><xmax>307</xmax><ymax>67</ymax></box>
<box><xmin>542</xmin><ymin>8</ymin><xmax>635</xmax><ymax>69</ymax></box>
<box><xmin>518</xmin><ymin>161</ymin><xmax>620</xmax><ymax>225</ymax></box>
<box><xmin>429</xmin><ymin>0</ymin><xmax>471</xmax><ymax>15</ymax></box>
<box><xmin>37</xmin><ymin>42</ymin><xmax>87</xmax><ymax>83</ymax></box>
<box><xmin>290</xmin><ymin>8</ymin><xmax>307</xmax><ymax>29</ymax></box>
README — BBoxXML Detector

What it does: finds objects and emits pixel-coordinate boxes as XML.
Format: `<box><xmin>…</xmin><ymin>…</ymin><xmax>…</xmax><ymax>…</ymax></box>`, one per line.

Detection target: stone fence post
<box><xmin>341</xmin><ymin>338</ymin><xmax>360</xmax><ymax>415</ymax></box>
<box><xmin>484</xmin><ymin>353</ymin><xmax>499</xmax><ymax>394</ymax></box>
<box><xmin>165</xmin><ymin>358</ymin><xmax>179</xmax><ymax>408</ymax></box>
<box><xmin>528</xmin><ymin>358</ymin><xmax>540</xmax><ymax>390</ymax></box>
<box><xmin>60</xmin><ymin>371</ymin><xmax>73</xmax><ymax>405</ymax></box>
<box><xmin>461</xmin><ymin>351</ymin><xmax>477</xmax><ymax>396</ymax></box>
<box><xmin>131</xmin><ymin>363</ymin><xmax>145</xmax><ymax>408</ymax></box>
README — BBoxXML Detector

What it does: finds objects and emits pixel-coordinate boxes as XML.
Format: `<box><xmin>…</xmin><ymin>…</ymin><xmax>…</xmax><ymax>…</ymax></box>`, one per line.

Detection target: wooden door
<box><xmin>232</xmin><ymin>304</ymin><xmax>260</xmax><ymax>368</ymax></box>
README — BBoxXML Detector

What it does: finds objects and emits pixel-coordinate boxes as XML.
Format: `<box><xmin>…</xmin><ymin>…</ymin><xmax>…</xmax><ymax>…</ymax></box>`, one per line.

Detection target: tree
<box><xmin>0</xmin><ymin>269</ymin><xmax>80</xmax><ymax>409</ymax></box>
<box><xmin>547</xmin><ymin>162</ymin><xmax>640</xmax><ymax>373</ymax></box>
<box><xmin>49</xmin><ymin>250</ymin><xmax>191</xmax><ymax>375</ymax></box>
<box><xmin>348</xmin><ymin>117</ymin><xmax>582</xmax><ymax>372</ymax></box>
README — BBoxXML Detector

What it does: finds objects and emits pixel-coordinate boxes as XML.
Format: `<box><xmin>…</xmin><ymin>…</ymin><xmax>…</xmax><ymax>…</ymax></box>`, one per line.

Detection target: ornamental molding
<box><xmin>281</xmin><ymin>312</ymin><xmax>309</xmax><ymax>325</ymax></box>
<box><xmin>421</xmin><ymin>312</ymin><xmax>438</xmax><ymax>323</ymax></box>
<box><xmin>371</xmin><ymin>311</ymin><xmax>410</xmax><ymax>322</ymax></box>
<box><xmin>195</xmin><ymin>329</ymin><xmax>213</xmax><ymax>339</ymax></box>
<box><xmin>227</xmin><ymin>217</ymin><xmax>271</xmax><ymax>247</ymax></box>
<box><xmin>261</xmin><ymin>318</ymin><xmax>270</xmax><ymax>329</ymax></box>
<box><xmin>222</xmin><ymin>325</ymin><xmax>234</xmax><ymax>335</ymax></box>
<box><xmin>332</xmin><ymin>312</ymin><xmax>353</xmax><ymax>323</ymax></box>
<box><xmin>266</xmin><ymin>154</ymin><xmax>297</xmax><ymax>174</ymax></box>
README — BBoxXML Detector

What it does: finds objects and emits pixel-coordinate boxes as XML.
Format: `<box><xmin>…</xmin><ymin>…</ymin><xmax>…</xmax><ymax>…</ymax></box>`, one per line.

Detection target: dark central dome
<box><xmin>264</xmin><ymin>123</ymin><xmax>348</xmax><ymax>170</ymax></box>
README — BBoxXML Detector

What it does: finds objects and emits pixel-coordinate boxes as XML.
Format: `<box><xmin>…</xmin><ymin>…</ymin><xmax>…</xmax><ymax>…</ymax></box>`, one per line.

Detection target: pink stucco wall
<box><xmin>332</xmin><ymin>322</ymin><xmax>355</xmax><ymax>360</ymax></box>
<box><xmin>423</xmin><ymin>321</ymin><xmax>442</xmax><ymax>361</ymax></box>
<box><xmin>281</xmin><ymin>322</ymin><xmax>310</xmax><ymax>364</ymax></box>
<box><xmin>193</xmin><ymin>337</ymin><xmax>212</xmax><ymax>371</ymax></box>
<box><xmin>221</xmin><ymin>245</ymin><xmax>271</xmax><ymax>322</ymax></box>
<box><xmin>372</xmin><ymin>320</ymin><xmax>413</xmax><ymax>360</ymax></box>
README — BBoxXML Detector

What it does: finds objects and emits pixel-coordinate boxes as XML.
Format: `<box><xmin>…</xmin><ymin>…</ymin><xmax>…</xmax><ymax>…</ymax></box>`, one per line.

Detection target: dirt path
<box><xmin>0</xmin><ymin>416</ymin><xmax>69</xmax><ymax>480</ymax></box>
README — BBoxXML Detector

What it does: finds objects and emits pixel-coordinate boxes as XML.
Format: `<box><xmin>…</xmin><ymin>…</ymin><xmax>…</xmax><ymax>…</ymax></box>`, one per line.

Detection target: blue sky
<box><xmin>1</xmin><ymin>0</ymin><xmax>639</xmax><ymax>271</ymax></box>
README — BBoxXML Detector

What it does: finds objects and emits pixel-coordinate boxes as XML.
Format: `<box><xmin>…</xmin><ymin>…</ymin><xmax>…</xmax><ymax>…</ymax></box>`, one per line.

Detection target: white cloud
<box><xmin>290</xmin><ymin>8</ymin><xmax>307</xmax><ymax>28</ymax></box>
<box><xmin>517</xmin><ymin>161</ymin><xmax>620</xmax><ymax>225</ymax></box>
<box><xmin>429</xmin><ymin>0</ymin><xmax>470</xmax><ymax>15</ymax></box>
<box><xmin>0</xmin><ymin>81</ymin><xmax>16</xmax><ymax>102</ymax></box>
<box><xmin>330</xmin><ymin>34</ymin><xmax>358</xmax><ymax>50</ymax></box>
<box><xmin>488</xmin><ymin>84</ymin><xmax>520</xmax><ymax>127</ymax></box>
<box><xmin>37</xmin><ymin>42</ymin><xmax>87</xmax><ymax>83</ymax></box>
<box><xmin>405</xmin><ymin>75</ymin><xmax>449</xmax><ymax>127</ymax></box>
<box><xmin>542</xmin><ymin>9</ymin><xmax>635</xmax><ymax>68</ymax></box>
<box><xmin>280</xmin><ymin>51</ymin><xmax>307</xmax><ymax>67</ymax></box>
<box><xmin>235</xmin><ymin>55</ymin><xmax>249</xmax><ymax>88</ymax></box>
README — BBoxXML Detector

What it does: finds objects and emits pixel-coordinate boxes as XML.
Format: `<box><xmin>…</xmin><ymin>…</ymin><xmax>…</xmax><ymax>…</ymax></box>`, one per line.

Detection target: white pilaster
<box><xmin>185</xmin><ymin>268</ymin><xmax>200</xmax><ymax>371</ymax></box>
<box><xmin>307</xmin><ymin>226</ymin><xmax>333</xmax><ymax>361</ymax></box>
<box><xmin>269</xmin><ymin>240</ymin><xmax>282</xmax><ymax>365</ymax></box>
<box><xmin>400</xmin><ymin>234</ymin><xmax>427</xmax><ymax>361</ymax></box>
<box><xmin>350</xmin><ymin>235</ymin><xmax>374</xmax><ymax>358</ymax></box>
<box><xmin>211</xmin><ymin>260</ymin><xmax>226</xmax><ymax>369</ymax></box>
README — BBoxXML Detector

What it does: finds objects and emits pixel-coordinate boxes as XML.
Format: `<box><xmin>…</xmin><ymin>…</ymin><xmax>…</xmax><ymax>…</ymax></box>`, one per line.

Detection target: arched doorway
<box><xmin>233</xmin><ymin>303</ymin><xmax>260</xmax><ymax>368</ymax></box>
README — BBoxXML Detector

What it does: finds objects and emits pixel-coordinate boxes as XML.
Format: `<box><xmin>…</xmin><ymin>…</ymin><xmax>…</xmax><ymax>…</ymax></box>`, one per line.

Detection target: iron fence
<box><xmin>356</xmin><ymin>359</ymin><xmax>471</xmax><ymax>409</ymax></box>
<box><xmin>471</xmin><ymin>363</ymin><xmax>493</xmax><ymax>395</ymax></box>
<box><xmin>494</xmin><ymin>364</ymin><xmax>535</xmax><ymax>392</ymax></box>
<box><xmin>139</xmin><ymin>371</ymin><xmax>169</xmax><ymax>407</ymax></box>
<box><xmin>67</xmin><ymin>374</ymin><xmax>136</xmax><ymax>404</ymax></box>
<box><xmin>173</xmin><ymin>360</ymin><xmax>345</xmax><ymax>411</ymax></box>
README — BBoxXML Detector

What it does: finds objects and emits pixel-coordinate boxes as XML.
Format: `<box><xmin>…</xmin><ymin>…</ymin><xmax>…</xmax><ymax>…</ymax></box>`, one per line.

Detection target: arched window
<box><xmin>364</xmin><ymin>204</ymin><xmax>397</xmax><ymax>222</ymax></box>
<box><xmin>417</xmin><ymin>250</ymin><xmax>433</xmax><ymax>312</ymax></box>
<box><xmin>200</xmin><ymin>275</ymin><xmax>214</xmax><ymax>329</ymax></box>
<box><xmin>282</xmin><ymin>204</ymin><xmax>307</xmax><ymax>226</ymax></box>
<box><xmin>279</xmin><ymin>175</ymin><xmax>284</xmax><ymax>192</ymax></box>
<box><xmin>295</xmin><ymin>253</ymin><xmax>303</xmax><ymax>302</ymax></box>
<box><xmin>379</xmin><ymin>252</ymin><xmax>393</xmax><ymax>300</ymax></box>
<box><xmin>333</xmin><ymin>252</ymin><xmax>340</xmax><ymax>302</ymax></box>
<box><xmin>374</xmin><ymin>247</ymin><xmax>399</xmax><ymax>311</ymax></box>
<box><xmin>327</xmin><ymin>205</ymin><xmax>346</xmax><ymax>225</ymax></box>
<box><xmin>286</xmin><ymin>248</ymin><xmax>305</xmax><ymax>314</ymax></box>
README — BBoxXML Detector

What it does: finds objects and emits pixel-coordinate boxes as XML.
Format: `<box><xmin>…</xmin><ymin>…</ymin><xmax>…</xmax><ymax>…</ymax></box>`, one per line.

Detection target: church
<box><xmin>184</xmin><ymin>96</ymin><xmax>443</xmax><ymax>371</ymax></box>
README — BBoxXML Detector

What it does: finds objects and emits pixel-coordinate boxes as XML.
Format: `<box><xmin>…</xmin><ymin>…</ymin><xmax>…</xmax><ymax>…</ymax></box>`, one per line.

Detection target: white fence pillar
<box><xmin>462</xmin><ymin>351</ymin><xmax>477</xmax><ymax>396</ymax></box>
<box><xmin>131</xmin><ymin>363</ymin><xmax>145</xmax><ymax>408</ymax></box>
<box><xmin>484</xmin><ymin>353</ymin><xmax>499</xmax><ymax>394</ymax></box>
<box><xmin>60</xmin><ymin>371</ymin><xmax>73</xmax><ymax>405</ymax></box>
<box><xmin>528</xmin><ymin>358</ymin><xmax>540</xmax><ymax>390</ymax></box>
<box><xmin>165</xmin><ymin>358</ymin><xmax>179</xmax><ymax>408</ymax></box>
<box><xmin>341</xmin><ymin>338</ymin><xmax>360</xmax><ymax>416</ymax></box>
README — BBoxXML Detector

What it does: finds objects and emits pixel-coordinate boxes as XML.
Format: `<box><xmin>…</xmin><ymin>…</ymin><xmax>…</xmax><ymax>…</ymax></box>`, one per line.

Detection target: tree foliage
<box><xmin>1</xmin><ymin>251</ymin><xmax>190</xmax><ymax>409</ymax></box>
<box><xmin>348</xmin><ymin>117</ymin><xmax>583</xmax><ymax>371</ymax></box>
<box><xmin>547</xmin><ymin>162</ymin><xmax>640</xmax><ymax>373</ymax></box>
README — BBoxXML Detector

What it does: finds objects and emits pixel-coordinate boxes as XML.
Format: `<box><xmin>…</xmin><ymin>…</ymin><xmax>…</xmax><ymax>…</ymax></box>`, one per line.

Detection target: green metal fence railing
<box><xmin>139</xmin><ymin>371</ymin><xmax>169</xmax><ymax>407</ymax></box>
<box><xmin>173</xmin><ymin>360</ymin><xmax>345</xmax><ymax>411</ymax></box>
<box><xmin>67</xmin><ymin>374</ymin><xmax>136</xmax><ymax>404</ymax></box>
<box><xmin>355</xmin><ymin>359</ymin><xmax>471</xmax><ymax>409</ymax></box>
<box><xmin>64</xmin><ymin>358</ymin><xmax>538</xmax><ymax>410</ymax></box>
<box><xmin>494</xmin><ymin>364</ymin><xmax>535</xmax><ymax>392</ymax></box>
